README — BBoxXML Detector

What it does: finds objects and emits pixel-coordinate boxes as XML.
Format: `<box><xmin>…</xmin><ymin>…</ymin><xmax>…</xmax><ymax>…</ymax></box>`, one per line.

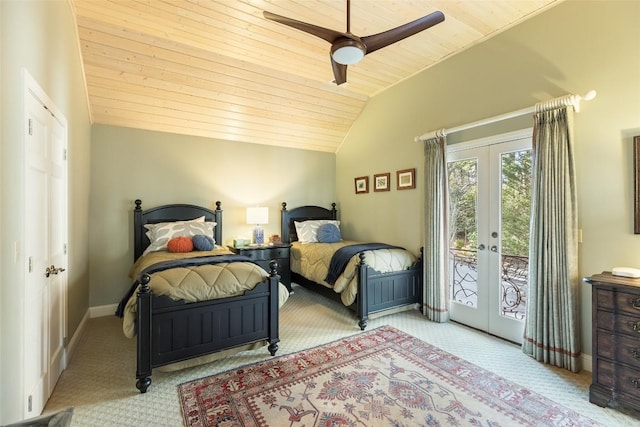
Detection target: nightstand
<box><xmin>228</xmin><ymin>244</ymin><xmax>292</xmax><ymax>293</ymax></box>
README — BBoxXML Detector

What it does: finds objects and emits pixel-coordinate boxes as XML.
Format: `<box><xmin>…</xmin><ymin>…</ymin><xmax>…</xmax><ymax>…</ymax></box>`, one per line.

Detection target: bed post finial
<box><xmin>215</xmin><ymin>201</ymin><xmax>221</xmax><ymax>211</ymax></box>
<box><xmin>331</xmin><ymin>202</ymin><xmax>336</xmax><ymax>212</ymax></box>
<box><xmin>281</xmin><ymin>202</ymin><xmax>287</xmax><ymax>211</ymax></box>
<box><xmin>135</xmin><ymin>199</ymin><xmax>142</xmax><ymax>211</ymax></box>
<box><xmin>139</xmin><ymin>274</ymin><xmax>151</xmax><ymax>294</ymax></box>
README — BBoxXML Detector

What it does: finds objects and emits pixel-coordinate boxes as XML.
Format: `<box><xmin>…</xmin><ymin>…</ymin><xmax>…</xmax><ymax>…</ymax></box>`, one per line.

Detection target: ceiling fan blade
<box><xmin>361</xmin><ymin>11</ymin><xmax>445</xmax><ymax>55</ymax></box>
<box><xmin>331</xmin><ymin>57</ymin><xmax>348</xmax><ymax>85</ymax></box>
<box><xmin>263</xmin><ymin>11</ymin><xmax>345</xmax><ymax>44</ymax></box>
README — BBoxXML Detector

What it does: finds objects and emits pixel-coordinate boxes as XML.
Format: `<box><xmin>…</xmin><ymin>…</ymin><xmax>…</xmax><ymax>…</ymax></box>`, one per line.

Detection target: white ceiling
<box><xmin>70</xmin><ymin>0</ymin><xmax>561</xmax><ymax>152</ymax></box>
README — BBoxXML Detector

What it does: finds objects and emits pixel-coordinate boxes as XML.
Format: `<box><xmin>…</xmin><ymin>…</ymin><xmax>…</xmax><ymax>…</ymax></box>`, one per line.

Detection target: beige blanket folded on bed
<box><xmin>290</xmin><ymin>240</ymin><xmax>416</xmax><ymax>306</ymax></box>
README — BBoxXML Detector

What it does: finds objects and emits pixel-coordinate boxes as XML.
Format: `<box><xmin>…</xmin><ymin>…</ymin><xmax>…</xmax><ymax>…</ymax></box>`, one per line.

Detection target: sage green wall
<box><xmin>337</xmin><ymin>0</ymin><xmax>640</xmax><ymax>358</ymax></box>
<box><xmin>89</xmin><ymin>125</ymin><xmax>335</xmax><ymax>307</ymax></box>
<box><xmin>0</xmin><ymin>1</ymin><xmax>91</xmax><ymax>423</ymax></box>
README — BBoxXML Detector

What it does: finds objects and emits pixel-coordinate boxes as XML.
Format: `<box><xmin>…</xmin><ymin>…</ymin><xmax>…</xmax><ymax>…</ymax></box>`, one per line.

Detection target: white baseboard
<box><xmin>89</xmin><ymin>303</ymin><xmax>118</xmax><ymax>318</ymax></box>
<box><xmin>65</xmin><ymin>309</ymin><xmax>89</xmax><ymax>366</ymax></box>
<box><xmin>63</xmin><ymin>304</ymin><xmax>116</xmax><ymax>368</ymax></box>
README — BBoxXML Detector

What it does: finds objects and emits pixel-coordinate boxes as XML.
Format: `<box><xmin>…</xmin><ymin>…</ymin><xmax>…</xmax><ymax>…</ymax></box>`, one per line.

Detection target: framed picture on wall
<box><xmin>354</xmin><ymin>176</ymin><xmax>369</xmax><ymax>194</ymax></box>
<box><xmin>396</xmin><ymin>168</ymin><xmax>416</xmax><ymax>190</ymax></box>
<box><xmin>373</xmin><ymin>173</ymin><xmax>390</xmax><ymax>192</ymax></box>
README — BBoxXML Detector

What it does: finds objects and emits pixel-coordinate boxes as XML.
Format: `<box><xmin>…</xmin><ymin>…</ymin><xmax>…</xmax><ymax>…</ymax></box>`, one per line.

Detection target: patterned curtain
<box><xmin>522</xmin><ymin>106</ymin><xmax>581</xmax><ymax>372</ymax></box>
<box><xmin>423</xmin><ymin>136</ymin><xmax>450</xmax><ymax>322</ymax></box>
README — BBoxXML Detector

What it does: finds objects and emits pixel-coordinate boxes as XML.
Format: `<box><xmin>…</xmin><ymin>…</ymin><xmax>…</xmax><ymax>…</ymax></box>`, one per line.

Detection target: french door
<box><xmin>447</xmin><ymin>131</ymin><xmax>531</xmax><ymax>344</ymax></box>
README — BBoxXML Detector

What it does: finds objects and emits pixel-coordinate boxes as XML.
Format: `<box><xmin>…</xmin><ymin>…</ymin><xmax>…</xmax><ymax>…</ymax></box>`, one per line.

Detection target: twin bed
<box><xmin>120</xmin><ymin>199</ymin><xmax>423</xmax><ymax>392</ymax></box>
<box><xmin>281</xmin><ymin>202</ymin><xmax>423</xmax><ymax>330</ymax></box>
<box><xmin>119</xmin><ymin>200</ymin><xmax>287</xmax><ymax>393</ymax></box>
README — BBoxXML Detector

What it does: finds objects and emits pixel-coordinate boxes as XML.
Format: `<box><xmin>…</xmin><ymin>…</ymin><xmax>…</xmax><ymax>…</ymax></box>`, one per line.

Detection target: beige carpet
<box><xmin>45</xmin><ymin>283</ymin><xmax>639</xmax><ymax>426</ymax></box>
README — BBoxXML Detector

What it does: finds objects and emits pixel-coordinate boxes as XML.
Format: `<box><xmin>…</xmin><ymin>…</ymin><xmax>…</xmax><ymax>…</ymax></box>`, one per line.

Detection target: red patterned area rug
<box><xmin>178</xmin><ymin>326</ymin><xmax>603</xmax><ymax>427</ymax></box>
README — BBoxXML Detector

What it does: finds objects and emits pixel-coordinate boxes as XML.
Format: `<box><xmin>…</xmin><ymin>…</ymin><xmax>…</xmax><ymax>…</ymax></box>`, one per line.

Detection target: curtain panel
<box><xmin>522</xmin><ymin>106</ymin><xmax>581</xmax><ymax>372</ymax></box>
<box><xmin>423</xmin><ymin>136</ymin><xmax>450</xmax><ymax>322</ymax></box>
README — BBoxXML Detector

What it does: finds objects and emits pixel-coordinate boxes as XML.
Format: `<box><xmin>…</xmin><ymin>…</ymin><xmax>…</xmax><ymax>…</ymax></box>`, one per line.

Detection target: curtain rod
<box><xmin>414</xmin><ymin>90</ymin><xmax>596</xmax><ymax>142</ymax></box>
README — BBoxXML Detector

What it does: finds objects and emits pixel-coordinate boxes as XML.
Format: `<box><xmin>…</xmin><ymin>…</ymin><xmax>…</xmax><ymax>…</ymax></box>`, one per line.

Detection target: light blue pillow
<box><xmin>317</xmin><ymin>223</ymin><xmax>341</xmax><ymax>243</ymax></box>
<box><xmin>192</xmin><ymin>234</ymin><xmax>215</xmax><ymax>251</ymax></box>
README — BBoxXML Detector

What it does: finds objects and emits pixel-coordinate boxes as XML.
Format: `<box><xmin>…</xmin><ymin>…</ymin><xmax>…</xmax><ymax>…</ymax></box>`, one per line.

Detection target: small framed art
<box><xmin>354</xmin><ymin>176</ymin><xmax>369</xmax><ymax>194</ymax></box>
<box><xmin>397</xmin><ymin>168</ymin><xmax>416</xmax><ymax>190</ymax></box>
<box><xmin>373</xmin><ymin>173</ymin><xmax>390</xmax><ymax>192</ymax></box>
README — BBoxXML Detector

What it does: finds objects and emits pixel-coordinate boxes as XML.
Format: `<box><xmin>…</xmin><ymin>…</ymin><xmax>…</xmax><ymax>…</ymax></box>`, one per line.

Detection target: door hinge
<box><xmin>64</xmin><ymin>243</ymin><xmax>68</xmax><ymax>255</ymax></box>
<box><xmin>63</xmin><ymin>149</ymin><xmax>67</xmax><ymax>161</ymax></box>
<box><xmin>63</xmin><ymin>336</ymin><xmax>69</xmax><ymax>348</ymax></box>
<box><xmin>28</xmin><ymin>118</ymin><xmax>33</xmax><ymax>136</ymax></box>
<box><xmin>28</xmin><ymin>256</ymin><xmax>33</xmax><ymax>273</ymax></box>
<box><xmin>28</xmin><ymin>395</ymin><xmax>32</xmax><ymax>412</ymax></box>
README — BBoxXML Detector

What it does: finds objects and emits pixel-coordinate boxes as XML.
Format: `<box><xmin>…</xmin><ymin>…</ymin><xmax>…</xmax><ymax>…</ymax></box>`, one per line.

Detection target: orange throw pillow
<box><xmin>167</xmin><ymin>236</ymin><xmax>193</xmax><ymax>253</ymax></box>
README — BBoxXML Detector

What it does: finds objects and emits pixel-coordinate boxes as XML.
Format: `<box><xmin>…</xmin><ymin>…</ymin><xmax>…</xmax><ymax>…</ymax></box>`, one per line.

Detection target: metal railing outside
<box><xmin>449</xmin><ymin>248</ymin><xmax>528</xmax><ymax>320</ymax></box>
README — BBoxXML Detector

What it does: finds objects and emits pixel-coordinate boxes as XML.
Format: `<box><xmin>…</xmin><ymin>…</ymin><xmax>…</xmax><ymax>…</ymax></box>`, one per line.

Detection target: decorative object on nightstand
<box><xmin>584</xmin><ymin>271</ymin><xmax>640</xmax><ymax>412</ymax></box>
<box><xmin>229</xmin><ymin>243</ymin><xmax>292</xmax><ymax>293</ymax></box>
<box><xmin>233</xmin><ymin>238</ymin><xmax>250</xmax><ymax>247</ymax></box>
<box><xmin>269</xmin><ymin>234</ymin><xmax>282</xmax><ymax>245</ymax></box>
<box><xmin>246</xmin><ymin>206</ymin><xmax>268</xmax><ymax>245</ymax></box>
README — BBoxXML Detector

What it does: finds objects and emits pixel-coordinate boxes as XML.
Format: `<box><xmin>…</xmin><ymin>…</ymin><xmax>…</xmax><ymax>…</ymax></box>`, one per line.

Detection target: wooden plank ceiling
<box><xmin>70</xmin><ymin>0</ymin><xmax>560</xmax><ymax>153</ymax></box>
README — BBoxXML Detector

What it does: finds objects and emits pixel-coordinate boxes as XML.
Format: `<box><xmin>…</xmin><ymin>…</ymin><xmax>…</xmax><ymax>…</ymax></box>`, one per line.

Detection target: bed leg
<box><xmin>268</xmin><ymin>341</ymin><xmax>279</xmax><ymax>356</ymax></box>
<box><xmin>358</xmin><ymin>318</ymin><xmax>368</xmax><ymax>331</ymax></box>
<box><xmin>136</xmin><ymin>377</ymin><xmax>151</xmax><ymax>393</ymax></box>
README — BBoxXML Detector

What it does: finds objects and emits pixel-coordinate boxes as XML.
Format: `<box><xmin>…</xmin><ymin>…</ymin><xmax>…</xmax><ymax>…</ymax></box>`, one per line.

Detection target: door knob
<box><xmin>477</xmin><ymin>244</ymin><xmax>486</xmax><ymax>250</ymax></box>
<box><xmin>490</xmin><ymin>246</ymin><xmax>498</xmax><ymax>252</ymax></box>
<box><xmin>45</xmin><ymin>265</ymin><xmax>65</xmax><ymax>277</ymax></box>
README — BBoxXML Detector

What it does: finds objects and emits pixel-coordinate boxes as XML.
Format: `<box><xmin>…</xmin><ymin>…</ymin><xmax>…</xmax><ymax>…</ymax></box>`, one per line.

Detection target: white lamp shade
<box><xmin>246</xmin><ymin>207</ymin><xmax>269</xmax><ymax>225</ymax></box>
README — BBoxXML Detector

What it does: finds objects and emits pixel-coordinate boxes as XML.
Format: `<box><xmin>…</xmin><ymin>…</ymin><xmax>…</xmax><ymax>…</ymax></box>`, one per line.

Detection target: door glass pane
<box><xmin>499</xmin><ymin>149</ymin><xmax>531</xmax><ymax>320</ymax></box>
<box><xmin>448</xmin><ymin>158</ymin><xmax>478</xmax><ymax>308</ymax></box>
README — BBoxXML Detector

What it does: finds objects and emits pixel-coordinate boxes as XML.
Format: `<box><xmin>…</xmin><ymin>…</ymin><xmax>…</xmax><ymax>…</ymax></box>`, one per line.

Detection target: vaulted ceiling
<box><xmin>70</xmin><ymin>0</ymin><xmax>560</xmax><ymax>153</ymax></box>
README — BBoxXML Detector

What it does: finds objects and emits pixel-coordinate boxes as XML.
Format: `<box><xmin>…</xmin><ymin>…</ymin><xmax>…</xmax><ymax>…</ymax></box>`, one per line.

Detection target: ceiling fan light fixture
<box><xmin>331</xmin><ymin>39</ymin><xmax>366</xmax><ymax>65</ymax></box>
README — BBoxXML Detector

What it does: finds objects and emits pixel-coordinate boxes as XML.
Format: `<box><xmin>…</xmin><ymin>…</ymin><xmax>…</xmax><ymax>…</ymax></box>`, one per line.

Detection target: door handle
<box><xmin>45</xmin><ymin>265</ymin><xmax>65</xmax><ymax>277</ymax></box>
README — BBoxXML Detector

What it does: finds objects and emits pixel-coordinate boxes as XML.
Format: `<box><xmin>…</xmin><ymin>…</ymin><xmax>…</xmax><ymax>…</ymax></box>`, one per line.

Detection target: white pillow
<box><xmin>144</xmin><ymin>220</ymin><xmax>215</xmax><ymax>254</ymax></box>
<box><xmin>144</xmin><ymin>216</ymin><xmax>205</xmax><ymax>241</ymax></box>
<box><xmin>294</xmin><ymin>220</ymin><xmax>340</xmax><ymax>243</ymax></box>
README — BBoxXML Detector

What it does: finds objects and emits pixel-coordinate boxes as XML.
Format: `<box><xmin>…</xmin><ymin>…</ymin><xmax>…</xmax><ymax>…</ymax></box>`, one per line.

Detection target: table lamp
<box><xmin>246</xmin><ymin>207</ymin><xmax>268</xmax><ymax>245</ymax></box>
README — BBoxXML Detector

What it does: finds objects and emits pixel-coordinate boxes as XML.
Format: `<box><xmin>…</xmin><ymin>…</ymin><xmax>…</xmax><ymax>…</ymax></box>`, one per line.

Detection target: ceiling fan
<box><xmin>263</xmin><ymin>0</ymin><xmax>445</xmax><ymax>85</ymax></box>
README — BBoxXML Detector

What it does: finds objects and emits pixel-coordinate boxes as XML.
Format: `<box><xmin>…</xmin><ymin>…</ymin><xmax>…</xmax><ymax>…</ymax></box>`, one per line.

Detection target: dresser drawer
<box><xmin>596</xmin><ymin>288</ymin><xmax>640</xmax><ymax>316</ymax></box>
<box><xmin>598</xmin><ymin>361</ymin><xmax>640</xmax><ymax>400</ymax></box>
<box><xmin>596</xmin><ymin>359</ymin><xmax>640</xmax><ymax>408</ymax></box>
<box><xmin>596</xmin><ymin>310</ymin><xmax>640</xmax><ymax>337</ymax></box>
<box><xmin>596</xmin><ymin>331</ymin><xmax>640</xmax><ymax>368</ymax></box>
<box><xmin>241</xmin><ymin>247</ymin><xmax>289</xmax><ymax>261</ymax></box>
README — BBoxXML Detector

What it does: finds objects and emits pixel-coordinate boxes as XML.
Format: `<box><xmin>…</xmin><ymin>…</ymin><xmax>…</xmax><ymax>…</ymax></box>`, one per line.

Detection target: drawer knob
<box><xmin>631</xmin><ymin>321</ymin><xmax>640</xmax><ymax>332</ymax></box>
<box><xmin>630</xmin><ymin>298</ymin><xmax>640</xmax><ymax>309</ymax></box>
<box><xmin>633</xmin><ymin>350</ymin><xmax>640</xmax><ymax>359</ymax></box>
<box><xmin>633</xmin><ymin>378</ymin><xmax>640</xmax><ymax>388</ymax></box>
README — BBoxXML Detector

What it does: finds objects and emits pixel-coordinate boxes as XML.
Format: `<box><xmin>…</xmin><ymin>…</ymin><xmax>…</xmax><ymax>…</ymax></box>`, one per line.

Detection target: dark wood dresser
<box><xmin>585</xmin><ymin>271</ymin><xmax>640</xmax><ymax>412</ymax></box>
